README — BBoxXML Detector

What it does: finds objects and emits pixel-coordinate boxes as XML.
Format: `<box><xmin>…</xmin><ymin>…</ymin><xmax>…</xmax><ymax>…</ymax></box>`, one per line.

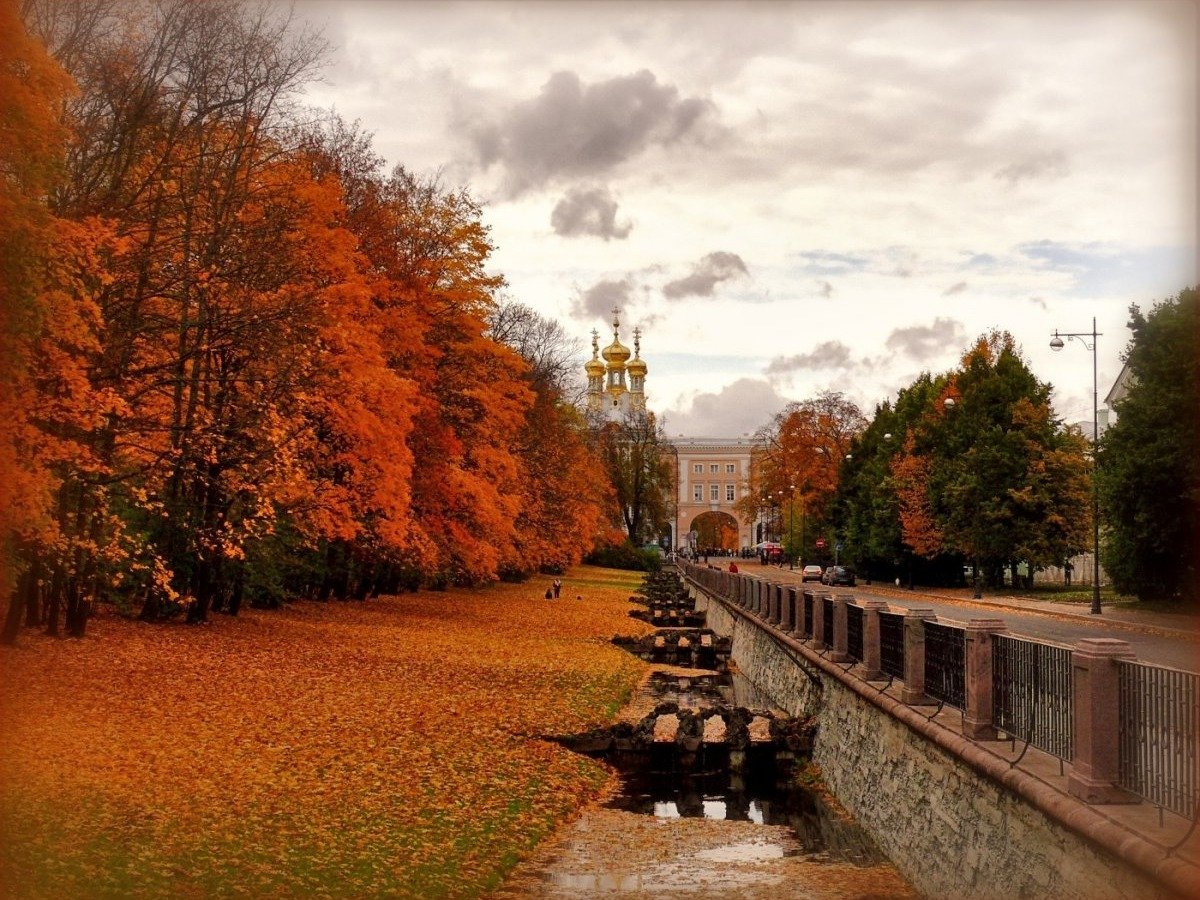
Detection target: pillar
<box><xmin>962</xmin><ymin>619</ymin><xmax>1007</xmax><ymax>739</ymax></box>
<box><xmin>783</xmin><ymin>588</ymin><xmax>797</xmax><ymax>632</ymax></box>
<box><xmin>831</xmin><ymin>594</ymin><xmax>852</xmax><ymax>662</ymax></box>
<box><xmin>1068</xmin><ymin>638</ymin><xmax>1138</xmax><ymax>804</ymax></box>
<box><xmin>901</xmin><ymin>608</ymin><xmax>936</xmax><ymax>705</ymax></box>
<box><xmin>860</xmin><ymin>600</ymin><xmax>887</xmax><ymax>680</ymax></box>
<box><xmin>812</xmin><ymin>593</ymin><xmax>829</xmax><ymax>649</ymax></box>
<box><xmin>768</xmin><ymin>584</ymin><xmax>782</xmax><ymax>625</ymax></box>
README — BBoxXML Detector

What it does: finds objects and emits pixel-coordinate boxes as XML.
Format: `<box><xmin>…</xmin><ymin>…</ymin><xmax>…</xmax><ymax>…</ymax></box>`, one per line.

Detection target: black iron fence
<box><xmin>879</xmin><ymin>611</ymin><xmax>905</xmax><ymax>679</ymax></box>
<box><xmin>923</xmin><ymin>621</ymin><xmax>965</xmax><ymax>708</ymax></box>
<box><xmin>822</xmin><ymin>596</ymin><xmax>834</xmax><ymax>646</ymax></box>
<box><xmin>992</xmin><ymin>634</ymin><xmax>1073</xmax><ymax>762</ymax></box>
<box><xmin>847</xmin><ymin>604</ymin><xmax>864</xmax><ymax>661</ymax></box>
<box><xmin>803</xmin><ymin>593</ymin><xmax>813</xmax><ymax>637</ymax></box>
<box><xmin>1117</xmin><ymin>660</ymin><xmax>1199</xmax><ymax>820</ymax></box>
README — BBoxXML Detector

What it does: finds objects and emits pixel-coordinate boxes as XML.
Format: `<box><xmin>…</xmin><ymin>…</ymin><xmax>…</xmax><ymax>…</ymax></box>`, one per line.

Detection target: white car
<box><xmin>801</xmin><ymin>565</ymin><xmax>823</xmax><ymax>583</ymax></box>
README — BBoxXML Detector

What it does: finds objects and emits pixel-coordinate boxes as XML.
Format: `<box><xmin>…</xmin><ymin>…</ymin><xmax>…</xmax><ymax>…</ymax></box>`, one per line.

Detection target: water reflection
<box><xmin>606</xmin><ymin>767</ymin><xmax>885</xmax><ymax>866</ymax></box>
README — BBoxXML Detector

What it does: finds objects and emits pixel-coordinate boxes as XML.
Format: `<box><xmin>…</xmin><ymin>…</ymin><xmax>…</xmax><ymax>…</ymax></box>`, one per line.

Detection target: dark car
<box><xmin>822</xmin><ymin>565</ymin><xmax>856</xmax><ymax>587</ymax></box>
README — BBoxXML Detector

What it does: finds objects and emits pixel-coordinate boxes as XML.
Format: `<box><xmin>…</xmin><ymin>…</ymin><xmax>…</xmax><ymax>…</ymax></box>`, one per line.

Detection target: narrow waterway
<box><xmin>499</xmin><ymin>665</ymin><xmax>917</xmax><ymax>899</ymax></box>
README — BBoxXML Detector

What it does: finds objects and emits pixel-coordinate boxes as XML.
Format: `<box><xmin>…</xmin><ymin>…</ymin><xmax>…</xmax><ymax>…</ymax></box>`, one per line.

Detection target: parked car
<box><xmin>822</xmin><ymin>565</ymin><xmax>857</xmax><ymax>587</ymax></box>
<box><xmin>801</xmin><ymin>564</ymin><xmax>823</xmax><ymax>582</ymax></box>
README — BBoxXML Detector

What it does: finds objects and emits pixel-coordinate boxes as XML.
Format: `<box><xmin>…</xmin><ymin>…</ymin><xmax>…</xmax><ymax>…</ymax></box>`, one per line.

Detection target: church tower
<box><xmin>585</xmin><ymin>309</ymin><xmax>647</xmax><ymax>420</ymax></box>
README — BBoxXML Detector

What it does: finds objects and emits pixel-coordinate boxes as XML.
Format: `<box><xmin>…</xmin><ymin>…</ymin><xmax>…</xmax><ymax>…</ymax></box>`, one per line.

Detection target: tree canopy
<box><xmin>1098</xmin><ymin>287</ymin><xmax>1199</xmax><ymax>601</ymax></box>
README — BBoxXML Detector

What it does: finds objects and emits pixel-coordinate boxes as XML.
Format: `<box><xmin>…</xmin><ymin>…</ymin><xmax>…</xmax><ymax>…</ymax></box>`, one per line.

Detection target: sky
<box><xmin>291</xmin><ymin>0</ymin><xmax>1197</xmax><ymax>438</ymax></box>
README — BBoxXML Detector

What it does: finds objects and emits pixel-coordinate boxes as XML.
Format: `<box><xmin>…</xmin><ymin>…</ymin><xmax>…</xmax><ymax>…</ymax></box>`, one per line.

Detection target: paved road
<box><xmin>700</xmin><ymin>563</ymin><xmax>1200</xmax><ymax>671</ymax></box>
<box><xmin>854</xmin><ymin>587</ymin><xmax>1198</xmax><ymax>671</ymax></box>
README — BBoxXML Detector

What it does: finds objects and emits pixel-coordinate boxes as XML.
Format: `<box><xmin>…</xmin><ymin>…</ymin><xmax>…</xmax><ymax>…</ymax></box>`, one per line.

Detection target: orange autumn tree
<box><xmin>3</xmin><ymin>1</ymin><xmax>617</xmax><ymax>642</ymax></box>
<box><xmin>489</xmin><ymin>300</ymin><xmax>608</xmax><ymax>576</ymax></box>
<box><xmin>738</xmin><ymin>391</ymin><xmax>865</xmax><ymax>555</ymax></box>
<box><xmin>0</xmin><ymin>0</ymin><xmax>120</xmax><ymax>640</ymax></box>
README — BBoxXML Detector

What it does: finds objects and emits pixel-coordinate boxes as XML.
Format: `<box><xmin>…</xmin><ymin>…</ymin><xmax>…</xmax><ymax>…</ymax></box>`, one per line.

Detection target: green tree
<box><xmin>1098</xmin><ymin>288</ymin><xmax>1199</xmax><ymax>601</ymax></box>
<box><xmin>591</xmin><ymin>408</ymin><xmax>673</xmax><ymax>546</ymax></box>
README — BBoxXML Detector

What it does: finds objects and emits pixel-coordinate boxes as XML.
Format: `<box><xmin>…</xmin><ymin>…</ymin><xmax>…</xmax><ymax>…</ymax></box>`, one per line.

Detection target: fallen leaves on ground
<box><xmin>0</xmin><ymin>566</ymin><xmax>650</xmax><ymax>898</ymax></box>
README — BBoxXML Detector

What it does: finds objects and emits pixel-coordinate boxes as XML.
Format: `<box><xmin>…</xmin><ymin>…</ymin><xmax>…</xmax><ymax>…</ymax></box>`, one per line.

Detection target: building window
<box><xmin>726</xmin><ymin>484</ymin><xmax>735</xmax><ymax>502</ymax></box>
<box><xmin>710</xmin><ymin>484</ymin><xmax>719</xmax><ymax>501</ymax></box>
<box><xmin>693</xmin><ymin>484</ymin><xmax>703</xmax><ymax>502</ymax></box>
<box><xmin>693</xmin><ymin>463</ymin><xmax>703</xmax><ymax>473</ymax></box>
<box><xmin>710</xmin><ymin>464</ymin><xmax>719</xmax><ymax>473</ymax></box>
<box><xmin>726</xmin><ymin>463</ymin><xmax>735</xmax><ymax>473</ymax></box>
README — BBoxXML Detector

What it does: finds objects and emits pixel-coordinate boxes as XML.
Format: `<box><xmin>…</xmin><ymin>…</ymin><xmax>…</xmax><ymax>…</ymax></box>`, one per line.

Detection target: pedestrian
<box><xmin>544</xmin><ymin>586</ymin><xmax>553</xmax><ymax>600</ymax></box>
<box><xmin>729</xmin><ymin>562</ymin><xmax>739</xmax><ymax>574</ymax></box>
<box><xmin>552</xmin><ymin>578</ymin><xmax>562</xmax><ymax>599</ymax></box>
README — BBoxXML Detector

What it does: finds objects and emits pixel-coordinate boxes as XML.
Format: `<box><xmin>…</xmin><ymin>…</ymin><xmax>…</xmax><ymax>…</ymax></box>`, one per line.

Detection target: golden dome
<box><xmin>627</xmin><ymin>326</ymin><xmax>647</xmax><ymax>376</ymax></box>
<box><xmin>601</xmin><ymin>310</ymin><xmax>631</xmax><ymax>366</ymax></box>
<box><xmin>602</xmin><ymin>337</ymin><xmax>631</xmax><ymax>366</ymax></box>
<box><xmin>585</xmin><ymin>328</ymin><xmax>606</xmax><ymax>376</ymax></box>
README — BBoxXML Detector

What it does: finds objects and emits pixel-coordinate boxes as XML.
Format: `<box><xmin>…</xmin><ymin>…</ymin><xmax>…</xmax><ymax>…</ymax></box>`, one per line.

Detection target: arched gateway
<box><xmin>690</xmin><ymin>510</ymin><xmax>740</xmax><ymax>551</ymax></box>
<box><xmin>669</xmin><ymin>437</ymin><xmax>758</xmax><ymax>553</ymax></box>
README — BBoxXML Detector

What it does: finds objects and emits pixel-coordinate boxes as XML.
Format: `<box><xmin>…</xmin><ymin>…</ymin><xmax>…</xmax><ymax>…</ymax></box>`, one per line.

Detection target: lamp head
<box><xmin>1050</xmin><ymin>333</ymin><xmax>1065</xmax><ymax>351</ymax></box>
<box><xmin>943</xmin><ymin>397</ymin><xmax>956</xmax><ymax>409</ymax></box>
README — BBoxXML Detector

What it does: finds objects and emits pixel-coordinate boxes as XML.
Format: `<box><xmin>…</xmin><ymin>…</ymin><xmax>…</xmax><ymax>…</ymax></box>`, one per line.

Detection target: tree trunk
<box><xmin>227</xmin><ymin>566</ymin><xmax>244</xmax><ymax>616</ymax></box>
<box><xmin>65</xmin><ymin>578</ymin><xmax>89</xmax><ymax>638</ymax></box>
<box><xmin>23</xmin><ymin>557</ymin><xmax>42</xmax><ymax>627</ymax></box>
<box><xmin>1</xmin><ymin>570</ymin><xmax>28</xmax><ymax>644</ymax></box>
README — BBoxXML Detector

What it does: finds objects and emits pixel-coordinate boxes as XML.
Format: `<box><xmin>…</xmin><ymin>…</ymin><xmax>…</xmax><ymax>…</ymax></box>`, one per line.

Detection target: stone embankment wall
<box><xmin>688</xmin><ymin>581</ymin><xmax>1181</xmax><ymax>900</ymax></box>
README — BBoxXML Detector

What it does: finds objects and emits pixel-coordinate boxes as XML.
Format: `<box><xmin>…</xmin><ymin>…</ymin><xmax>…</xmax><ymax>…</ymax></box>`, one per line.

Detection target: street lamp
<box><xmin>1050</xmin><ymin>318</ymin><xmax>1103</xmax><ymax>616</ymax></box>
<box><xmin>788</xmin><ymin>483</ymin><xmax>796</xmax><ymax>568</ymax></box>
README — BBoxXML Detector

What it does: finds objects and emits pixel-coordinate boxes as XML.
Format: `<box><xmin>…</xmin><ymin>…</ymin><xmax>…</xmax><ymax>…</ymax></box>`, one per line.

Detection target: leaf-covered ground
<box><xmin>0</xmin><ymin>566</ymin><xmax>650</xmax><ymax>898</ymax></box>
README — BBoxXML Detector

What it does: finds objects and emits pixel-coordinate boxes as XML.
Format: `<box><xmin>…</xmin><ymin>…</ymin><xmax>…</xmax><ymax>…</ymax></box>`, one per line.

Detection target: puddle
<box><xmin>605</xmin><ymin>760</ymin><xmax>886</xmax><ymax>866</ymax></box>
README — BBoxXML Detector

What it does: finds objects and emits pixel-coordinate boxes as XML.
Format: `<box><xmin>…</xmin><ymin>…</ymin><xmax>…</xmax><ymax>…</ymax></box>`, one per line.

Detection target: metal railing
<box><xmin>923</xmin><ymin>621</ymin><xmax>965</xmax><ymax>709</ymax></box>
<box><xmin>879</xmin><ymin>611</ymin><xmax>905</xmax><ymax>679</ymax></box>
<box><xmin>822</xmin><ymin>597</ymin><xmax>834</xmax><ymax>647</ymax></box>
<box><xmin>1117</xmin><ymin>659</ymin><xmax>1199</xmax><ymax>820</ymax></box>
<box><xmin>847</xmin><ymin>604</ymin><xmax>864</xmax><ymax>661</ymax></box>
<box><xmin>803</xmin><ymin>593</ymin><xmax>813</xmax><ymax>637</ymax></box>
<box><xmin>992</xmin><ymin>634</ymin><xmax>1073</xmax><ymax>762</ymax></box>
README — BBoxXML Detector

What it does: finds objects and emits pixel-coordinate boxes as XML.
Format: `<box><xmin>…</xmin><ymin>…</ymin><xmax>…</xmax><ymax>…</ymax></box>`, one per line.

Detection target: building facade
<box><xmin>669</xmin><ymin>437</ymin><xmax>758</xmax><ymax>552</ymax></box>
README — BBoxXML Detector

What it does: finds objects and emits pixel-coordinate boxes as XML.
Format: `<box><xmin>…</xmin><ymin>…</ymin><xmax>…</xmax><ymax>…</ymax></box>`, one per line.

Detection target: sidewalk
<box><xmin>704</xmin><ymin>561</ymin><xmax>1200</xmax><ymax>641</ymax></box>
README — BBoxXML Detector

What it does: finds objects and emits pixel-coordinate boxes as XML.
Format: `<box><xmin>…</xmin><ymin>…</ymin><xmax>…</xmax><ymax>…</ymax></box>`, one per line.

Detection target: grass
<box><xmin>0</xmin><ymin>564</ymin><xmax>652</xmax><ymax>898</ymax></box>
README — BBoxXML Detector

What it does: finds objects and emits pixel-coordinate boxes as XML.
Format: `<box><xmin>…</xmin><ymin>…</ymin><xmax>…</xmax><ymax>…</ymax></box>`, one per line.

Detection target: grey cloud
<box><xmin>885</xmin><ymin>317</ymin><xmax>966</xmax><ymax>361</ymax></box>
<box><xmin>1029</xmin><ymin>296</ymin><xmax>1048</xmax><ymax>310</ymax></box>
<box><xmin>572</xmin><ymin>278</ymin><xmax>634</xmax><ymax>319</ymax></box>
<box><xmin>663</xmin><ymin>251</ymin><xmax>748</xmax><ymax>299</ymax></box>
<box><xmin>550</xmin><ymin>187</ymin><xmax>632</xmax><ymax>240</ymax></box>
<box><xmin>765</xmin><ymin>341</ymin><xmax>852</xmax><ymax>375</ymax></box>
<box><xmin>663</xmin><ymin>378</ymin><xmax>790</xmax><ymax>439</ymax></box>
<box><xmin>943</xmin><ymin>281</ymin><xmax>968</xmax><ymax>296</ymax></box>
<box><xmin>470</xmin><ymin>69</ymin><xmax>716</xmax><ymax>196</ymax></box>
<box><xmin>995</xmin><ymin>149</ymin><xmax>1069</xmax><ymax>186</ymax></box>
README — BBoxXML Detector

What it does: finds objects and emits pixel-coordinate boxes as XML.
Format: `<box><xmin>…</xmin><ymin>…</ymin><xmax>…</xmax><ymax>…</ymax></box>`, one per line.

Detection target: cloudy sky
<box><xmin>292</xmin><ymin>0</ymin><xmax>1197</xmax><ymax>437</ymax></box>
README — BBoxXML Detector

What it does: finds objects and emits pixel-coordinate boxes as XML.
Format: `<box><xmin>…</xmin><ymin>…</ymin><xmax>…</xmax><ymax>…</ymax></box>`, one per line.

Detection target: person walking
<box><xmin>552</xmin><ymin>579</ymin><xmax>562</xmax><ymax>599</ymax></box>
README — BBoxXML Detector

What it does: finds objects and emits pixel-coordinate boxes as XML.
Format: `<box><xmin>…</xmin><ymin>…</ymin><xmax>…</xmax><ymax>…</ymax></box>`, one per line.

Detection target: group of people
<box><xmin>543</xmin><ymin>579</ymin><xmax>563</xmax><ymax>600</ymax></box>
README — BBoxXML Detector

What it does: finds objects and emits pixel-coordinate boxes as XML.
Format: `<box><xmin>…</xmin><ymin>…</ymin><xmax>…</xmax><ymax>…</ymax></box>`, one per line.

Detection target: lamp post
<box><xmin>788</xmin><ymin>482</ymin><xmax>796</xmax><ymax>568</ymax></box>
<box><xmin>1050</xmin><ymin>317</ymin><xmax>1103</xmax><ymax>616</ymax></box>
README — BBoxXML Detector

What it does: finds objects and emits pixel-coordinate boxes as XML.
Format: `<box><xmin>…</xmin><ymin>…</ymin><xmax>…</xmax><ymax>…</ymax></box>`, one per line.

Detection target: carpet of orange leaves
<box><xmin>0</xmin><ymin>566</ymin><xmax>651</xmax><ymax>898</ymax></box>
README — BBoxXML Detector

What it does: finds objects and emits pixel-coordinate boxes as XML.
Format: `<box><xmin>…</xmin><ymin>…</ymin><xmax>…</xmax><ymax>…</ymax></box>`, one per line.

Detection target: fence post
<box><xmin>962</xmin><ymin>619</ymin><xmax>1007</xmax><ymax>739</ymax></box>
<box><xmin>902</xmin><ymin>608</ymin><xmax>936</xmax><ymax>704</ymax></box>
<box><xmin>769</xmin><ymin>584</ymin><xmax>782</xmax><ymax>625</ymax></box>
<box><xmin>860</xmin><ymin>600</ymin><xmax>887</xmax><ymax>680</ymax></box>
<box><xmin>1068</xmin><ymin>638</ymin><xmax>1139</xmax><ymax>804</ymax></box>
<box><xmin>831</xmin><ymin>594</ymin><xmax>852</xmax><ymax>662</ymax></box>
<box><xmin>811</xmin><ymin>592</ymin><xmax>827</xmax><ymax>648</ymax></box>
